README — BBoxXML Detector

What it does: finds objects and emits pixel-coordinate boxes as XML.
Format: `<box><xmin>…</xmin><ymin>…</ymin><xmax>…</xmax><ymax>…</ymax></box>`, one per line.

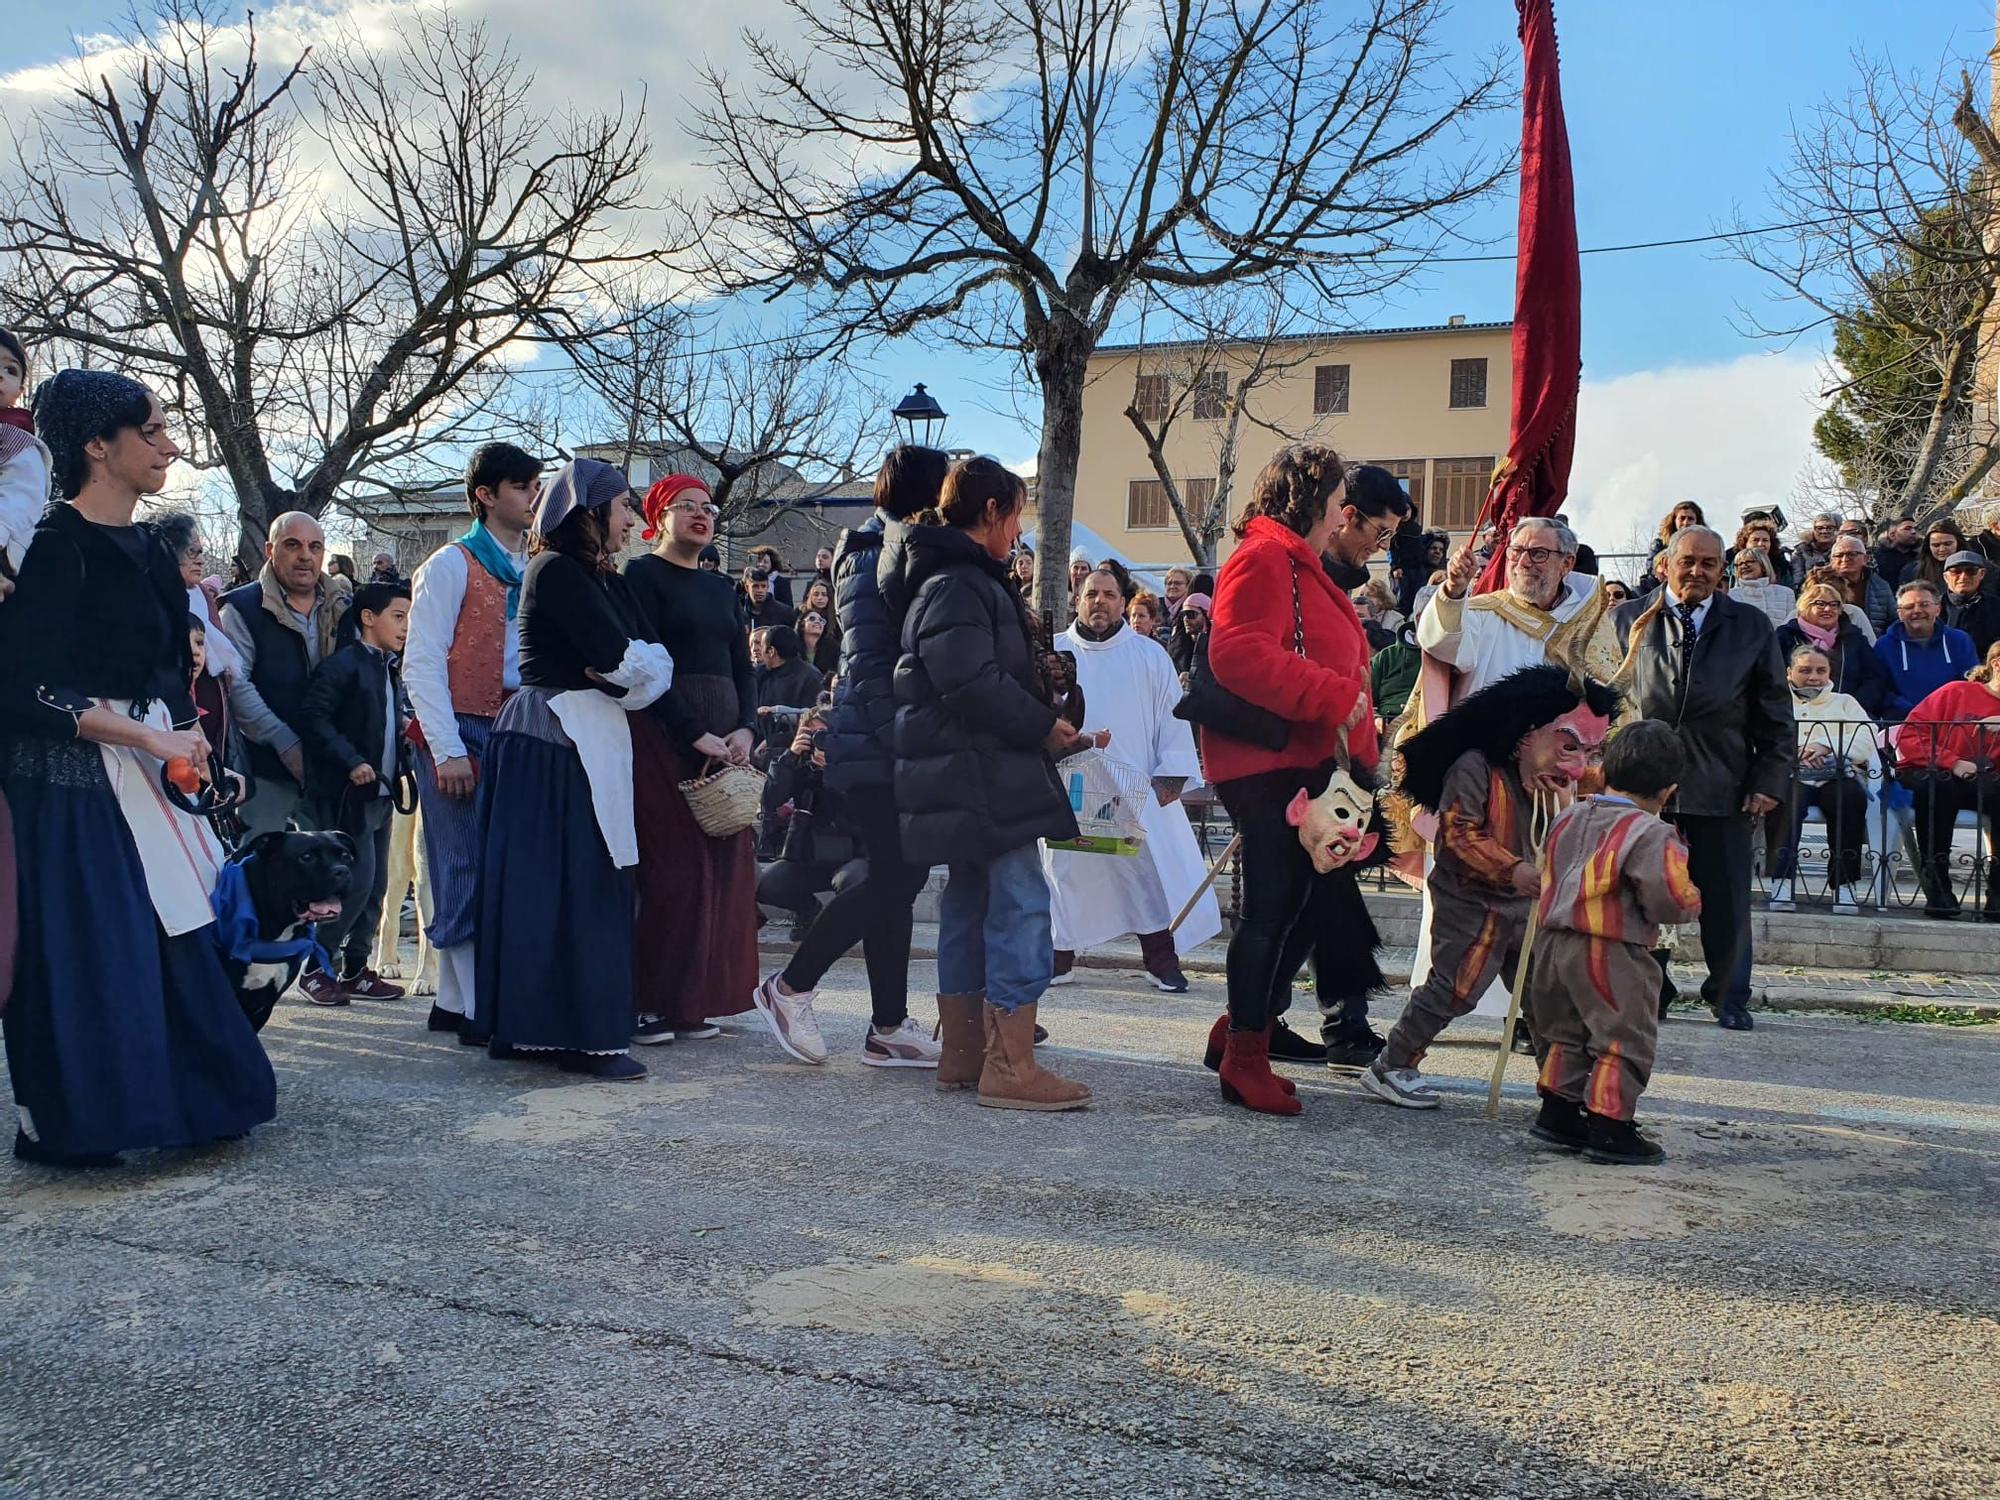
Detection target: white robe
<box><xmin>1411</xmin><ymin>572</ymin><xmax>1606</xmax><ymax>1014</ymax></box>
<box><xmin>1042</xmin><ymin>624</ymin><xmax>1222</xmax><ymax>954</ymax></box>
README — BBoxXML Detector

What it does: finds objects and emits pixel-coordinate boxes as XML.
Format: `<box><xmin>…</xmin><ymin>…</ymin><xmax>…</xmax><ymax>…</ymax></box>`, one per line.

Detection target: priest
<box><xmin>1044</xmin><ymin>568</ymin><xmax>1219</xmax><ymax>992</ymax></box>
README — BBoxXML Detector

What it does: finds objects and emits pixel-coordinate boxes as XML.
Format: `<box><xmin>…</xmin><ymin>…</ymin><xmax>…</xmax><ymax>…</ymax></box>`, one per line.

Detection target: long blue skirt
<box><xmin>3</xmin><ymin>746</ymin><xmax>276</xmax><ymax>1159</ymax></box>
<box><xmin>466</xmin><ymin>709</ymin><xmax>634</xmax><ymax>1057</ymax></box>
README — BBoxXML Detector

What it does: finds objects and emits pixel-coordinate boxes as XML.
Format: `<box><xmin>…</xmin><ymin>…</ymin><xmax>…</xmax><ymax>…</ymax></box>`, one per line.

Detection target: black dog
<box><xmin>215</xmin><ymin>830</ymin><xmax>355</xmax><ymax>1031</ymax></box>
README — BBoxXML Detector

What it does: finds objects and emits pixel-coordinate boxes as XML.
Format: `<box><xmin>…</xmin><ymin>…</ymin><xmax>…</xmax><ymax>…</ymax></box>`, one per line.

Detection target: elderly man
<box><xmin>1942</xmin><ymin>550</ymin><xmax>2000</xmax><ymax>656</ymax></box>
<box><xmin>1042</xmin><ymin>569</ymin><xmax>1219</xmax><ymax>993</ymax></box>
<box><xmin>1613</xmin><ymin>526</ymin><xmax>1794</xmax><ymax>1031</ymax></box>
<box><xmin>1789</xmin><ymin>512</ymin><xmax>1841</xmax><ymax>588</ymax></box>
<box><xmin>1826</xmin><ymin>534</ymin><xmax>1896</xmax><ymax>637</ymax></box>
<box><xmin>221</xmin><ymin>511</ymin><xmax>354</xmax><ymax>837</ymax></box>
<box><xmin>1876</xmin><ymin>579</ymin><xmax>1976</xmax><ymax>720</ymax></box>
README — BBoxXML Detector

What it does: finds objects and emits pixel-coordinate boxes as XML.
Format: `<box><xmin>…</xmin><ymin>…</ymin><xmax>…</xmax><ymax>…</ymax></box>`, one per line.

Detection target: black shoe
<box><xmin>788</xmin><ymin>921</ymin><xmax>813</xmax><ymax>944</ymax></box>
<box><xmin>1267</xmin><ymin>1018</ymin><xmax>1328</xmax><ymax>1064</ymax></box>
<box><xmin>1716</xmin><ymin>1006</ymin><xmax>1754</xmax><ymax>1032</ymax></box>
<box><xmin>1584</xmin><ymin>1113</ymin><xmax>1665</xmax><ymax>1165</ymax></box>
<box><xmin>1032</xmin><ymin>1024</ymin><xmax>1049</xmax><ymax>1045</ymax></box>
<box><xmin>1321</xmin><ymin>1028</ymin><xmax>1385</xmax><ymax>1074</ymax></box>
<box><xmin>427</xmin><ymin>1004</ymin><xmax>465</xmax><ymax>1033</ymax></box>
<box><xmin>1921</xmin><ymin>862</ymin><xmax>1962</xmax><ymax>917</ymax></box>
<box><xmin>13</xmin><ymin>1130</ymin><xmax>119</xmax><ymax>1168</ymax></box>
<box><xmin>1529</xmin><ymin>1095</ymin><xmax>1588</xmax><ymax>1152</ymax></box>
<box><xmin>558</xmin><ymin>1052</ymin><xmax>648</xmax><ymax>1082</ymax></box>
<box><xmin>1510</xmin><ymin>1018</ymin><xmax>1537</xmax><ymax>1055</ymax></box>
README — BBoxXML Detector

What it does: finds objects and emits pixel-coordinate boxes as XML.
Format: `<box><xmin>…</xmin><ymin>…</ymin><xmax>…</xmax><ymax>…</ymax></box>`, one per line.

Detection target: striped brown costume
<box><xmin>1381</xmin><ymin>750</ymin><xmax>1534</xmax><ymax>1070</ymax></box>
<box><xmin>1527</xmin><ymin>795</ymin><xmax>1702</xmax><ymax>1121</ymax></box>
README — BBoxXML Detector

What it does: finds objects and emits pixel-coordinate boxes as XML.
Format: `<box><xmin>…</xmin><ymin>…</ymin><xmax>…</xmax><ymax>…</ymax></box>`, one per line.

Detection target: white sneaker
<box><xmin>1047</xmin><ymin>970</ymin><xmax>1076</xmax><ymax>987</ymax></box>
<box><xmin>751</xmin><ymin>974</ymin><xmax>829</xmax><ymax>1065</ymax></box>
<box><xmin>1766</xmin><ymin>880</ymin><xmax>1795</xmax><ymax>911</ymax></box>
<box><xmin>1831</xmin><ymin>885</ymin><xmax>1860</xmax><ymax>914</ymax></box>
<box><xmin>1357</xmin><ymin>1060</ymin><xmax>1441</xmax><ymax>1110</ymax></box>
<box><xmin>861</xmin><ymin>1017</ymin><xmax>943</xmax><ymax>1068</ymax></box>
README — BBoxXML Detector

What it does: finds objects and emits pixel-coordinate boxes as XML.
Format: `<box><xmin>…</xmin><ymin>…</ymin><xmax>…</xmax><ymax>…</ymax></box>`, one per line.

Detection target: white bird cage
<box><xmin>1046</xmin><ymin>749</ymin><xmax>1149</xmax><ymax>857</ymax></box>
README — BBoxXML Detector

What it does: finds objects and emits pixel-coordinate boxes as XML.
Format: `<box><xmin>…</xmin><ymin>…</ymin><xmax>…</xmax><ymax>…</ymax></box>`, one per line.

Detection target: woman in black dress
<box><xmin>0</xmin><ymin>370</ymin><xmax>274</xmax><ymax>1164</ymax></box>
<box><xmin>622</xmin><ymin>474</ymin><xmax>760</xmax><ymax>1041</ymax></box>
<box><xmin>466</xmin><ymin>459</ymin><xmax>672</xmax><ymax>1079</ymax></box>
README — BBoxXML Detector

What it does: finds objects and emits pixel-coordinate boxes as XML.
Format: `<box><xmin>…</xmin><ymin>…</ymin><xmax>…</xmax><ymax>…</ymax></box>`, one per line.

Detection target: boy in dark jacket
<box><xmin>295</xmin><ymin>581</ymin><xmax>412</xmax><ymax>1004</ymax></box>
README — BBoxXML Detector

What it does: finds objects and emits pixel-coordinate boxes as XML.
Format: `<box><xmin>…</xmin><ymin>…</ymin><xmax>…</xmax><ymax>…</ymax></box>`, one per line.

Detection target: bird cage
<box><xmin>1046</xmin><ymin>749</ymin><xmax>1149</xmax><ymax>857</ymax></box>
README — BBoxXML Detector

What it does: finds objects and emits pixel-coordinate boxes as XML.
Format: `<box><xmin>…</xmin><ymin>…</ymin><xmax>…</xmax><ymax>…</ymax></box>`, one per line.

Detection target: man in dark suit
<box><xmin>1613</xmin><ymin>526</ymin><xmax>1795</xmax><ymax>1031</ymax></box>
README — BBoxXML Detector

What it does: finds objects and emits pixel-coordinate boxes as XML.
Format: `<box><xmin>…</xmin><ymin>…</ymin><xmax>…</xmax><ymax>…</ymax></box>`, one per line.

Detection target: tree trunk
<box><xmin>1033</xmin><ymin>331</ymin><xmax>1091</xmax><ymax>633</ymax></box>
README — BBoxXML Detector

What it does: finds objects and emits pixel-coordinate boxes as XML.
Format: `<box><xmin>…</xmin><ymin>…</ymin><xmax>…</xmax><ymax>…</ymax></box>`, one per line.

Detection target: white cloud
<box><xmin>1567</xmin><ymin>351</ymin><xmax>1822</xmax><ymax>566</ymax></box>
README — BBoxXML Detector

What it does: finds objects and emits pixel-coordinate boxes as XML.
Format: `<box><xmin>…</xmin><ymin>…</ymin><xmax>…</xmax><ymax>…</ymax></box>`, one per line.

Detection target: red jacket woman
<box><xmin>1893</xmin><ymin>674</ymin><xmax>2000</xmax><ymax>773</ymax></box>
<box><xmin>1206</xmin><ymin>515</ymin><xmax>1379</xmax><ymax>784</ymax></box>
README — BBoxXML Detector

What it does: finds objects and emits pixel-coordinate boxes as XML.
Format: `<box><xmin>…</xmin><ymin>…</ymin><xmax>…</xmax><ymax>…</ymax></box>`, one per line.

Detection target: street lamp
<box><xmin>891</xmin><ymin>383</ymin><xmax>948</xmax><ymax>449</ymax></box>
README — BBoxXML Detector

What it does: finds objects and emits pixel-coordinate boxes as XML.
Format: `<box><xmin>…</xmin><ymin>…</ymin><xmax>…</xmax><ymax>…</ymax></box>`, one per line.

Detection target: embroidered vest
<box><xmin>444</xmin><ymin>542</ymin><xmax>507</xmax><ymax>718</ymax></box>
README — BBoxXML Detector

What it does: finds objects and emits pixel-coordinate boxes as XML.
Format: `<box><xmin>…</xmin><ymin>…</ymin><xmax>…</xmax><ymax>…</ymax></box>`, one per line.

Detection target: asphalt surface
<box><xmin>2</xmin><ymin>960</ymin><xmax>1996</xmax><ymax>1500</ymax></box>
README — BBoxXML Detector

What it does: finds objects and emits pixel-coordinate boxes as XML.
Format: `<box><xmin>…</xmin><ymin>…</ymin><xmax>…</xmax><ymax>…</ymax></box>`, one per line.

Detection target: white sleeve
<box><xmin>1416</xmin><ymin>589</ymin><xmax>1467</xmax><ymax>664</ymax></box>
<box><xmin>0</xmin><ymin>444</ymin><xmax>49</xmax><ymax>571</ymax></box>
<box><xmin>604</xmin><ymin>640</ymin><xmax>675</xmax><ymax>712</ymax></box>
<box><xmin>405</xmin><ymin>546</ymin><xmax>469</xmax><ymax>762</ymax></box>
<box><xmin>1150</xmin><ymin>648</ymin><xmax>1203</xmax><ymax>785</ymax></box>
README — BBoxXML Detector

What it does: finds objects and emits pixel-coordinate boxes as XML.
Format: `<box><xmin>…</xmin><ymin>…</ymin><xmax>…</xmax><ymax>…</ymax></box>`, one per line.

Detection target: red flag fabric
<box><xmin>1475</xmin><ymin>0</ymin><xmax>1581</xmax><ymax>594</ymax></box>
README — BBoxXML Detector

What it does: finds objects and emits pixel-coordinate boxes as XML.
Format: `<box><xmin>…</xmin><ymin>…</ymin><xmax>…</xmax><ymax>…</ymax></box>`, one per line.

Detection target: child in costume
<box><xmin>0</xmin><ymin>328</ymin><xmax>53</xmax><ymax>584</ymax></box>
<box><xmin>1527</xmin><ymin>719</ymin><xmax>1702</xmax><ymax>1165</ymax></box>
<box><xmin>1360</xmin><ymin>664</ymin><xmax>1618</xmax><ymax>1110</ymax></box>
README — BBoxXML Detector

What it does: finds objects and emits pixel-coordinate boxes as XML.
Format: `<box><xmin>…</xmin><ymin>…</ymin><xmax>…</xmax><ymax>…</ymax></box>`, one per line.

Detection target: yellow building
<box><xmin>1075</xmin><ymin>318</ymin><xmax>1513</xmax><ymax>566</ymax></box>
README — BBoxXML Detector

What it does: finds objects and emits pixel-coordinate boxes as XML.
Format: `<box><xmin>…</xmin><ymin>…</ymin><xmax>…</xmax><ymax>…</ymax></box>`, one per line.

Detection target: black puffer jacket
<box><xmin>820</xmin><ymin>510</ymin><xmax>901</xmax><ymax>794</ymax></box>
<box><xmin>886</xmin><ymin>523</ymin><xmax>1079</xmax><ymax>865</ymax></box>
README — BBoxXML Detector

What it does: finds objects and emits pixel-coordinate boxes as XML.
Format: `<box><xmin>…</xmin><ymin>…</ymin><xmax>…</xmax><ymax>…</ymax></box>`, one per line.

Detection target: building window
<box><xmin>1368</xmin><ymin>459</ymin><xmax>1426</xmax><ymax>517</ymax></box>
<box><xmin>1449</xmin><ymin>358</ymin><xmax>1488</xmax><ymax>409</ymax></box>
<box><xmin>1191</xmin><ymin>370</ymin><xmax>1227</xmax><ymax>421</ymax></box>
<box><xmin>1132</xmin><ymin>372</ymin><xmax>1170</xmax><ymax>422</ymax></box>
<box><xmin>1432</xmin><ymin>456</ymin><xmax>1495</xmax><ymax>530</ymax></box>
<box><xmin>1126</xmin><ymin>476</ymin><xmax>1214</xmax><ymax>530</ymax></box>
<box><xmin>1313</xmin><ymin>364</ymin><xmax>1350</xmax><ymax>415</ymax></box>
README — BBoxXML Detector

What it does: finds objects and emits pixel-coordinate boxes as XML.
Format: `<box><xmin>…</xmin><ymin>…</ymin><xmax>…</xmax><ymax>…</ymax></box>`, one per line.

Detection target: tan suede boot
<box><xmin>977</xmin><ymin>1002</ymin><xmax>1091</xmax><ymax>1111</ymax></box>
<box><xmin>935</xmin><ymin>993</ymin><xmax>985</xmax><ymax>1092</ymax></box>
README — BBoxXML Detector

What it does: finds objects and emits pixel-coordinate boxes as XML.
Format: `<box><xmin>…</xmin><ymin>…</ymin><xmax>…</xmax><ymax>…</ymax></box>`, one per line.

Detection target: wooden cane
<box><xmin>1485</xmin><ymin>903</ymin><xmax>1542</xmax><ymax>1119</ymax></box>
<box><xmin>1170</xmin><ymin>834</ymin><xmax>1240</xmax><ymax>935</ymax></box>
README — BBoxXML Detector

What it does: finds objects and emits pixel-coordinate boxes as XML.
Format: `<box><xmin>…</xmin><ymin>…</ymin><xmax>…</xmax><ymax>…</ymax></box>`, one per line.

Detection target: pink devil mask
<box><xmin>1286</xmin><ymin>769</ymin><xmax>1380</xmax><ymax>873</ymax></box>
<box><xmin>1517</xmin><ymin>704</ymin><xmax>1612</xmax><ymax>795</ymax></box>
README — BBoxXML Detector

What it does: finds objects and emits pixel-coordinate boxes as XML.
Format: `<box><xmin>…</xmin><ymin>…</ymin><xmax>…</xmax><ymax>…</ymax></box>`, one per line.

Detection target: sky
<box><xmin>4</xmin><ymin>1</ymin><xmax>1995</xmax><ymax>555</ymax></box>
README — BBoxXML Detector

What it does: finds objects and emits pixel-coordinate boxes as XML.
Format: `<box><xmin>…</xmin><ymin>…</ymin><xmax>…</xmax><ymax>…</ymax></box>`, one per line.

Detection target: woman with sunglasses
<box><xmin>623</xmin><ymin>475</ymin><xmax>761</xmax><ymax>1043</ymax></box>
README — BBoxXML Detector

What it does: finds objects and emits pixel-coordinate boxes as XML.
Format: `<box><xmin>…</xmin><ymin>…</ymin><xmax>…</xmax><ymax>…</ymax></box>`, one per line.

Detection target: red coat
<box><xmin>1892</xmin><ymin>678</ymin><xmax>2000</xmax><ymax>771</ymax></box>
<box><xmin>1204</xmin><ymin>515</ymin><xmax>1377</xmax><ymax>785</ymax></box>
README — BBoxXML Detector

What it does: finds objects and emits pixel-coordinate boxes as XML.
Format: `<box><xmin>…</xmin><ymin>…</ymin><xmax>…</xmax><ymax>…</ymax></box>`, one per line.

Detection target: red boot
<box><xmin>1203</xmin><ymin>1014</ymin><xmax>1295</xmax><ymax>1094</ymax></box>
<box><xmin>1218</xmin><ymin>1026</ymin><xmax>1302</xmax><ymax>1116</ymax></box>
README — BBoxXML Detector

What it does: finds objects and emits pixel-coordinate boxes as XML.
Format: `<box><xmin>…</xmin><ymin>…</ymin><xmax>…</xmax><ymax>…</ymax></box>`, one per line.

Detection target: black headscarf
<box><xmin>32</xmin><ymin>368</ymin><xmax>153</xmax><ymax>499</ymax></box>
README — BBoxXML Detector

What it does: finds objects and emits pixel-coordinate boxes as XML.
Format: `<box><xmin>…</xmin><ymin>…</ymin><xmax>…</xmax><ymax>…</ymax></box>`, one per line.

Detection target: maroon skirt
<box><xmin>630</xmin><ymin>713</ymin><xmax>759</xmax><ymax>1024</ymax></box>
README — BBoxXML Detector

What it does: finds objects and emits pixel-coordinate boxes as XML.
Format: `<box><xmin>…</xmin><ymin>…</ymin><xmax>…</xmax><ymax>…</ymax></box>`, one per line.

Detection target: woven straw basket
<box><xmin>678</xmin><ymin>758</ymin><xmax>765</xmax><ymax>838</ymax></box>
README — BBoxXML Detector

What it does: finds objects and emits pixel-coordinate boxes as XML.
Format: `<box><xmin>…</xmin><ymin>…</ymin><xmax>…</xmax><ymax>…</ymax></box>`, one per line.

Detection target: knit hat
<box><xmin>640</xmin><ymin>472</ymin><xmax>712</xmax><ymax>541</ymax></box>
<box><xmin>32</xmin><ymin>368</ymin><xmax>153</xmax><ymax>498</ymax></box>
<box><xmin>533</xmin><ymin>457</ymin><xmax>629</xmax><ymax>539</ymax></box>
<box><xmin>1069</xmin><ymin>545</ymin><xmax>1092</xmax><ymax>566</ymax></box>
<box><xmin>1182</xmin><ymin>592</ymin><xmax>1213</xmax><ymax>615</ymax></box>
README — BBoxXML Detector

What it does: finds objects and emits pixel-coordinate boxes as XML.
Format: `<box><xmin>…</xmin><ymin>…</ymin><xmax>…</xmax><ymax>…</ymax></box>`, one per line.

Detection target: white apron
<box><xmin>98</xmin><ymin>698</ymin><xmax>226</xmax><ymax>937</ymax></box>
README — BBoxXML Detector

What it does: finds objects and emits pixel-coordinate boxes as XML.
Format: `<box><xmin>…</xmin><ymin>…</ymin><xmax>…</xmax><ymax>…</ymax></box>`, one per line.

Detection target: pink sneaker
<box><xmin>751</xmin><ymin>975</ymin><xmax>829</xmax><ymax>1065</ymax></box>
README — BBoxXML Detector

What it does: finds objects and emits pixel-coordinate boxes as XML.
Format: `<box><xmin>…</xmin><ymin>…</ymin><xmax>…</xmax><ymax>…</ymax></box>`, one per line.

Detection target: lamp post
<box><xmin>891</xmin><ymin>383</ymin><xmax>948</xmax><ymax>449</ymax></box>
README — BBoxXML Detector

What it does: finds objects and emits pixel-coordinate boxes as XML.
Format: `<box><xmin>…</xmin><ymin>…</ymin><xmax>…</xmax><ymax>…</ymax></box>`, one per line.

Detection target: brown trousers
<box><xmin>1527</xmin><ymin>929</ymin><xmax>1659</xmax><ymax>1122</ymax></box>
<box><xmin>1382</xmin><ymin>886</ymin><xmax>1525</xmax><ymax>1070</ymax></box>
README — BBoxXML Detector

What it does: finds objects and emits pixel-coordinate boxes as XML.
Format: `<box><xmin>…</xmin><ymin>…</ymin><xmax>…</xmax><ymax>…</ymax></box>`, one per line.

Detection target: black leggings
<box><xmin>780</xmin><ymin>798</ymin><xmax>929</xmax><ymax>1028</ymax></box>
<box><xmin>1218</xmin><ymin>763</ymin><xmax>1376</xmax><ymax>1032</ymax></box>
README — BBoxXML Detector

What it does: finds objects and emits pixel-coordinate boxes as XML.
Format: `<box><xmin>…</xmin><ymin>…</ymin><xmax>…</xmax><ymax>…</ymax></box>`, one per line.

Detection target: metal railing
<box><xmin>1182</xmin><ymin>716</ymin><xmax>2000</xmax><ymax>921</ymax></box>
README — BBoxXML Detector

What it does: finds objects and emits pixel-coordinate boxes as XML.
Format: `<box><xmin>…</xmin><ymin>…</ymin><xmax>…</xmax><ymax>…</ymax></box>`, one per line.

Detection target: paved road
<box><xmin>2</xmin><ymin>962</ymin><xmax>1996</xmax><ymax>1499</ymax></box>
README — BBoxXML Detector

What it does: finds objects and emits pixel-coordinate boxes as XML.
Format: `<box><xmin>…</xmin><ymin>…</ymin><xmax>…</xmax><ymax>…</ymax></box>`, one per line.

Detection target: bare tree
<box><xmin>690</xmin><ymin>0</ymin><xmax>1507</xmax><ymax>621</ymax></box>
<box><xmin>1734</xmin><ymin>53</ymin><xmax>2000</xmax><ymax>524</ymax></box>
<box><xmin>550</xmin><ymin>282</ymin><xmax>894</xmax><ymax>540</ymax></box>
<box><xmin>0</xmin><ymin>1</ymin><xmax>653</xmax><ymax>565</ymax></box>
<box><xmin>1119</xmin><ymin>285</ymin><xmax>1326</xmax><ymax>565</ymax></box>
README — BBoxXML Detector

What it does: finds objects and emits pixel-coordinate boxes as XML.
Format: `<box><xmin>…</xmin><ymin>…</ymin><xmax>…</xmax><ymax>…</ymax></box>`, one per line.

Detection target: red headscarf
<box><xmin>641</xmin><ymin>473</ymin><xmax>712</xmax><ymax>541</ymax></box>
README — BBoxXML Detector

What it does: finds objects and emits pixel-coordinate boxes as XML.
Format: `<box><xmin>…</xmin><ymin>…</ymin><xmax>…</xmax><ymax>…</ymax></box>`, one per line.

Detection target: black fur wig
<box><xmin>1395</xmin><ymin>664</ymin><xmax>1622</xmax><ymax>814</ymax></box>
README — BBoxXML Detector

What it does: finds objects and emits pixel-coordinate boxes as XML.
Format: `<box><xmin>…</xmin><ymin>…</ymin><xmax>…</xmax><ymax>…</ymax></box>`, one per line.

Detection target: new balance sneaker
<box><xmin>1357</xmin><ymin>1060</ymin><xmax>1441</xmax><ymax>1110</ymax></box>
<box><xmin>1144</xmin><ymin>960</ymin><xmax>1191</xmax><ymax>994</ymax></box>
<box><xmin>632</xmin><ymin>1015</ymin><xmax>677</xmax><ymax>1046</ymax></box>
<box><xmin>341</xmin><ymin>968</ymin><xmax>408</xmax><ymax>1001</ymax></box>
<box><xmin>751</xmin><ymin>974</ymin><xmax>829</xmax><ymax>1065</ymax></box>
<box><xmin>298</xmin><ymin>970</ymin><xmax>351</xmax><ymax>1008</ymax></box>
<box><xmin>862</xmin><ymin>1017</ymin><xmax>943</xmax><ymax>1068</ymax></box>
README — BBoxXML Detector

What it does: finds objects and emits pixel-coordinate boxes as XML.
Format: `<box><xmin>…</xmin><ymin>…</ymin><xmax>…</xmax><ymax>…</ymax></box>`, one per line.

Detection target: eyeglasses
<box><xmin>1506</xmin><ymin>545</ymin><xmax>1561</xmax><ymax>565</ymax></box>
<box><xmin>671</xmin><ymin>501</ymin><xmax>720</xmax><ymax>518</ymax></box>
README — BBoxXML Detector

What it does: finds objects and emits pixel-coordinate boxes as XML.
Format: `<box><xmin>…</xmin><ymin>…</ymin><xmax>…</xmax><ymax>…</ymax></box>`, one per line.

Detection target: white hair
<box><xmin>1511</xmin><ymin>516</ymin><xmax>1576</xmax><ymax>556</ymax></box>
<box><xmin>1666</xmin><ymin>524</ymin><xmax>1725</xmax><ymax>558</ymax></box>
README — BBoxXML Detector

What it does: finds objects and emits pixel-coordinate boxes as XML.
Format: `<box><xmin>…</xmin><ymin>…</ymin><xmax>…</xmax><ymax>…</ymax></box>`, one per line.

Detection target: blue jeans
<box><xmin>936</xmin><ymin>843</ymin><xmax>1053</xmax><ymax>1013</ymax></box>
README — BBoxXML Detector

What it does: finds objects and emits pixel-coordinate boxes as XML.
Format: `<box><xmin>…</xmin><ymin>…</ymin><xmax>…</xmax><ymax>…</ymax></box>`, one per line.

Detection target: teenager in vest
<box><xmin>220</xmin><ymin>511</ymin><xmax>352</xmax><ymax>837</ymax></box>
<box><xmin>402</xmin><ymin>442</ymin><xmax>539</xmax><ymax>1036</ymax></box>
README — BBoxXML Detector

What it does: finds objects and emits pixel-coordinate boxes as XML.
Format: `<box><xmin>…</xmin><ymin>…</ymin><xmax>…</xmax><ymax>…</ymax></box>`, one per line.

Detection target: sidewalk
<box><xmin>758</xmin><ymin>923</ymin><xmax>2000</xmax><ymax>1022</ymax></box>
